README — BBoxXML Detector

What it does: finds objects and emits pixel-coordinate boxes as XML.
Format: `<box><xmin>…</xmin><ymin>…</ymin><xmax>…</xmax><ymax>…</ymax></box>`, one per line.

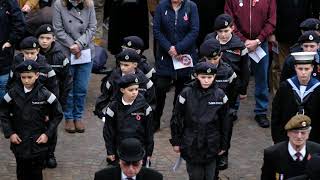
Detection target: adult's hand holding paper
<box><xmin>172</xmin><ymin>54</ymin><xmax>193</xmax><ymax>70</ymax></box>
<box><xmin>249</xmin><ymin>46</ymin><xmax>266</xmax><ymax>63</ymax></box>
<box><xmin>70</xmin><ymin>49</ymin><xmax>91</xmax><ymax>65</ymax></box>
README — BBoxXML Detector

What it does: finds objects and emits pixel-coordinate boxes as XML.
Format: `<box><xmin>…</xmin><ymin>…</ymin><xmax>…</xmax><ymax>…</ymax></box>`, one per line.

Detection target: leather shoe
<box><xmin>255</xmin><ymin>114</ymin><xmax>270</xmax><ymax>128</ymax></box>
<box><xmin>46</xmin><ymin>153</ymin><xmax>57</xmax><ymax>168</ymax></box>
<box><xmin>64</xmin><ymin>120</ymin><xmax>76</xmax><ymax>133</ymax></box>
<box><xmin>218</xmin><ymin>154</ymin><xmax>228</xmax><ymax>170</ymax></box>
<box><xmin>75</xmin><ymin>120</ymin><xmax>85</xmax><ymax>133</ymax></box>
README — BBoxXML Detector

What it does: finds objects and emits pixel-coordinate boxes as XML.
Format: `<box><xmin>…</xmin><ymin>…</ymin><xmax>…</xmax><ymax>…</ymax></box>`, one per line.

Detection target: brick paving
<box><xmin>0</xmin><ymin>47</ymin><xmax>274</xmax><ymax>180</ymax></box>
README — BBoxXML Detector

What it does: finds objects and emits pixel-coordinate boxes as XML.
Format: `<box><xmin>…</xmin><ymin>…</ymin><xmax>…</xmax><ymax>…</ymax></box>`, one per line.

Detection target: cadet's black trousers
<box><xmin>153</xmin><ymin>75</ymin><xmax>191</xmax><ymax>131</ymax></box>
<box><xmin>15</xmin><ymin>153</ymin><xmax>45</xmax><ymax>180</ymax></box>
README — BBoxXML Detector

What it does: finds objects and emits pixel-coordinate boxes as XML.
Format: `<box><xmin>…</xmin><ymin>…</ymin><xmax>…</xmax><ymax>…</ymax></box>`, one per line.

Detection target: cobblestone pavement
<box><xmin>0</xmin><ymin>47</ymin><xmax>273</xmax><ymax>180</ymax></box>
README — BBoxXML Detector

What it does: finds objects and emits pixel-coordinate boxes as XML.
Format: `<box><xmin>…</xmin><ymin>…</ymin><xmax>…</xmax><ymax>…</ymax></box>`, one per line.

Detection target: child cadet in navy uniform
<box><xmin>103</xmin><ymin>74</ymin><xmax>154</xmax><ymax>166</ymax></box>
<box><xmin>36</xmin><ymin>24</ymin><xmax>73</xmax><ymax>111</ymax></box>
<box><xmin>205</xmin><ymin>13</ymin><xmax>250</xmax><ymax>124</ymax></box>
<box><xmin>170</xmin><ymin>62</ymin><xmax>230</xmax><ymax>180</ymax></box>
<box><xmin>94</xmin><ymin>49</ymin><xmax>155</xmax><ymax>119</ymax></box>
<box><xmin>280</xmin><ymin>31</ymin><xmax>320</xmax><ymax>82</ymax></box>
<box><xmin>121</xmin><ymin>36</ymin><xmax>155</xmax><ymax>81</ymax></box>
<box><xmin>289</xmin><ymin>18</ymin><xmax>320</xmax><ymax>53</ymax></box>
<box><xmin>272</xmin><ymin>52</ymin><xmax>320</xmax><ymax>144</ymax></box>
<box><xmin>7</xmin><ymin>36</ymin><xmax>59</xmax><ymax>96</ymax></box>
<box><xmin>35</xmin><ymin>24</ymin><xmax>73</xmax><ymax>168</ymax></box>
<box><xmin>199</xmin><ymin>38</ymin><xmax>237</xmax><ymax>171</ymax></box>
<box><xmin>0</xmin><ymin>60</ymin><xmax>63</xmax><ymax>180</ymax></box>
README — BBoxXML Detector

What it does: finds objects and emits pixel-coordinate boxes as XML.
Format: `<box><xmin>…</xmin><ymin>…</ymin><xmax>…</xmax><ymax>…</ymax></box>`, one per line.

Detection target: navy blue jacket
<box><xmin>0</xmin><ymin>0</ymin><xmax>25</xmax><ymax>75</ymax></box>
<box><xmin>153</xmin><ymin>0</ymin><xmax>199</xmax><ymax>77</ymax></box>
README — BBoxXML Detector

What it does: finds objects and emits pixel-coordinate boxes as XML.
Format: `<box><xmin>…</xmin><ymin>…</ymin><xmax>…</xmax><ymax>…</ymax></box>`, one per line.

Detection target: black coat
<box><xmin>103</xmin><ymin>94</ymin><xmax>154</xmax><ymax>157</ymax></box>
<box><xmin>40</xmin><ymin>42</ymin><xmax>73</xmax><ymax>108</ymax></box>
<box><xmin>108</xmin><ymin>0</ymin><xmax>149</xmax><ymax>55</ymax></box>
<box><xmin>287</xmin><ymin>175</ymin><xmax>309</xmax><ymax>180</ymax></box>
<box><xmin>205</xmin><ymin>32</ymin><xmax>249</xmax><ymax>95</ymax></box>
<box><xmin>275</xmin><ymin>0</ymin><xmax>319</xmax><ymax>44</ymax></box>
<box><xmin>94</xmin><ymin>166</ymin><xmax>163</xmax><ymax>180</ymax></box>
<box><xmin>7</xmin><ymin>54</ymin><xmax>59</xmax><ymax>96</ymax></box>
<box><xmin>170</xmin><ymin>80</ymin><xmax>230</xmax><ymax>164</ymax></box>
<box><xmin>94</xmin><ymin>68</ymin><xmax>156</xmax><ymax>118</ymax></box>
<box><xmin>271</xmin><ymin>77</ymin><xmax>320</xmax><ymax>144</ymax></box>
<box><xmin>0</xmin><ymin>81</ymin><xmax>63</xmax><ymax>159</ymax></box>
<box><xmin>0</xmin><ymin>0</ymin><xmax>25</xmax><ymax>75</ymax></box>
<box><xmin>191</xmin><ymin>0</ymin><xmax>225</xmax><ymax>47</ymax></box>
<box><xmin>261</xmin><ymin>141</ymin><xmax>320</xmax><ymax>180</ymax></box>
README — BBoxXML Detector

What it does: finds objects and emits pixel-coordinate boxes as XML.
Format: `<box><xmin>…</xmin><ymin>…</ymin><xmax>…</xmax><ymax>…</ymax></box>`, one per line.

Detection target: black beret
<box><xmin>214</xmin><ymin>13</ymin><xmax>233</xmax><ymax>30</ymax></box>
<box><xmin>116</xmin><ymin>49</ymin><xmax>141</xmax><ymax>63</ymax></box>
<box><xmin>118</xmin><ymin>74</ymin><xmax>139</xmax><ymax>89</ymax></box>
<box><xmin>16</xmin><ymin>60</ymin><xmax>40</xmax><ymax>73</ymax></box>
<box><xmin>194</xmin><ymin>62</ymin><xmax>217</xmax><ymax>75</ymax></box>
<box><xmin>35</xmin><ymin>24</ymin><xmax>54</xmax><ymax>38</ymax></box>
<box><xmin>298</xmin><ymin>31</ymin><xmax>320</xmax><ymax>44</ymax></box>
<box><xmin>300</xmin><ymin>18</ymin><xmax>320</xmax><ymax>31</ymax></box>
<box><xmin>20</xmin><ymin>36</ymin><xmax>39</xmax><ymax>50</ymax></box>
<box><xmin>122</xmin><ymin>36</ymin><xmax>145</xmax><ymax>50</ymax></box>
<box><xmin>199</xmin><ymin>38</ymin><xmax>221</xmax><ymax>58</ymax></box>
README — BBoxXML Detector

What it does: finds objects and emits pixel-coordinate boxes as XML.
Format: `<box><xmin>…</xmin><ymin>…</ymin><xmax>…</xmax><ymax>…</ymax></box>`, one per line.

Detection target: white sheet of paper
<box><xmin>172</xmin><ymin>54</ymin><xmax>194</xmax><ymax>70</ymax></box>
<box><xmin>172</xmin><ymin>156</ymin><xmax>183</xmax><ymax>172</ymax></box>
<box><xmin>70</xmin><ymin>49</ymin><xmax>91</xmax><ymax>65</ymax></box>
<box><xmin>249</xmin><ymin>46</ymin><xmax>267</xmax><ymax>63</ymax></box>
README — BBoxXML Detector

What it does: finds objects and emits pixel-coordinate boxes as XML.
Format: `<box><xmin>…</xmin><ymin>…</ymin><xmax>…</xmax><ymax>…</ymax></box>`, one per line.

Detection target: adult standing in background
<box><xmin>53</xmin><ymin>0</ymin><xmax>96</xmax><ymax>133</ymax></box>
<box><xmin>225</xmin><ymin>0</ymin><xmax>276</xmax><ymax>128</ymax></box>
<box><xmin>153</xmin><ymin>0</ymin><xmax>199</xmax><ymax>131</ymax></box>
<box><xmin>0</xmin><ymin>0</ymin><xmax>25</xmax><ymax>98</ymax></box>
<box><xmin>108</xmin><ymin>0</ymin><xmax>149</xmax><ymax>55</ymax></box>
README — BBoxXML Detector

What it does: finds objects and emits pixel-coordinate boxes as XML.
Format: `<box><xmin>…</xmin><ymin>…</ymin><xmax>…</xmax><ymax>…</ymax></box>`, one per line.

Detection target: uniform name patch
<box><xmin>32</xmin><ymin>101</ymin><xmax>46</xmax><ymax>105</ymax></box>
<box><xmin>208</xmin><ymin>101</ymin><xmax>223</xmax><ymax>105</ymax></box>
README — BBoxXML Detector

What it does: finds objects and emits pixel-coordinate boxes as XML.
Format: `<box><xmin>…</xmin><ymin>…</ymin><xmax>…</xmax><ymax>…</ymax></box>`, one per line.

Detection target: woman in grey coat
<box><xmin>53</xmin><ymin>0</ymin><xmax>96</xmax><ymax>133</ymax></box>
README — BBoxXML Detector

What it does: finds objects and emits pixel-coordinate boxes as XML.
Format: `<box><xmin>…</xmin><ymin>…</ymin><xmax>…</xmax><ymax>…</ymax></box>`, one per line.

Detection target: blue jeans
<box><xmin>250</xmin><ymin>41</ymin><xmax>269</xmax><ymax>115</ymax></box>
<box><xmin>64</xmin><ymin>62</ymin><xmax>92</xmax><ymax>121</ymax></box>
<box><xmin>0</xmin><ymin>73</ymin><xmax>9</xmax><ymax>98</ymax></box>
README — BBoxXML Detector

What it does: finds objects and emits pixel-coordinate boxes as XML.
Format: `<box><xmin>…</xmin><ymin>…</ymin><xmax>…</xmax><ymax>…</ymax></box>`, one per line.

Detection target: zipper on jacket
<box><xmin>249</xmin><ymin>0</ymin><xmax>252</xmax><ymax>39</ymax></box>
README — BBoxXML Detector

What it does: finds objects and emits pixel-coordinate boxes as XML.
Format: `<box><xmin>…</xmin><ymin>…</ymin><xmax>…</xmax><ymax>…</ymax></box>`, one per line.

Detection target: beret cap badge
<box><xmin>27</xmin><ymin>65</ymin><xmax>32</xmax><ymax>70</ymax></box>
<box><xmin>125</xmin><ymin>55</ymin><xmax>129</xmax><ymax>60</ymax></box>
<box><xmin>135</xmin><ymin>78</ymin><xmax>139</xmax><ymax>83</ymax></box>
<box><xmin>309</xmin><ymin>35</ymin><xmax>314</xmax><ymax>41</ymax></box>
<box><xmin>127</xmin><ymin>41</ymin><xmax>132</xmax><ymax>47</ymax></box>
<box><xmin>47</xmin><ymin>26</ymin><xmax>51</xmax><ymax>31</ymax></box>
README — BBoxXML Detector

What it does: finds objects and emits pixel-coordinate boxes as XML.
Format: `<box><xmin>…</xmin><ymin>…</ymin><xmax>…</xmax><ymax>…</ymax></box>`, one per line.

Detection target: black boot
<box><xmin>46</xmin><ymin>153</ymin><xmax>57</xmax><ymax>168</ymax></box>
<box><xmin>218</xmin><ymin>154</ymin><xmax>228</xmax><ymax>170</ymax></box>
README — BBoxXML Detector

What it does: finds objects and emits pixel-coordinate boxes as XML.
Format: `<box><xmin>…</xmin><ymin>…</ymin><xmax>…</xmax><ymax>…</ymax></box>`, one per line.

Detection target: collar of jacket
<box><xmin>165</xmin><ymin>0</ymin><xmax>187</xmax><ymax>10</ymax></box>
<box><xmin>66</xmin><ymin>1</ymin><xmax>84</xmax><ymax>10</ymax></box>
